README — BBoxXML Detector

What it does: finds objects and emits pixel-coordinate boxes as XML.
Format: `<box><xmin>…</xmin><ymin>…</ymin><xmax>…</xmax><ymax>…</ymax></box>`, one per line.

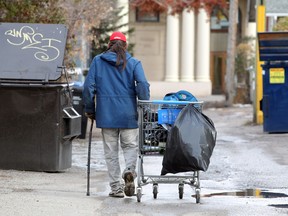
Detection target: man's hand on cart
<box><xmin>85</xmin><ymin>112</ymin><xmax>95</xmax><ymax>120</ymax></box>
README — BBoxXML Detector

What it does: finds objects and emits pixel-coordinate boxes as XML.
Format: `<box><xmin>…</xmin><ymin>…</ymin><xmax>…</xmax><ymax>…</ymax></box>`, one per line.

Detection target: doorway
<box><xmin>210</xmin><ymin>51</ymin><xmax>227</xmax><ymax>94</ymax></box>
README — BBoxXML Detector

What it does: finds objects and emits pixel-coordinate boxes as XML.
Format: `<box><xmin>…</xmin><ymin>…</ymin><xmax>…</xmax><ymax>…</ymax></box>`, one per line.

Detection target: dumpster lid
<box><xmin>258</xmin><ymin>32</ymin><xmax>288</xmax><ymax>62</ymax></box>
<box><xmin>0</xmin><ymin>23</ymin><xmax>67</xmax><ymax>82</ymax></box>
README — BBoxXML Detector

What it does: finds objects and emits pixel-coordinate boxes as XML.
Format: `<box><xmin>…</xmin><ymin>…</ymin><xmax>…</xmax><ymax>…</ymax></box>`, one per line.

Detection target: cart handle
<box><xmin>138</xmin><ymin>100</ymin><xmax>203</xmax><ymax>105</ymax></box>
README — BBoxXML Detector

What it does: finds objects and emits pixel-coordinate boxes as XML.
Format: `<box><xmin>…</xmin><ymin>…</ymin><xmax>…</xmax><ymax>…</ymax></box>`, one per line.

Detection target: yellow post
<box><xmin>255</xmin><ymin>4</ymin><xmax>266</xmax><ymax>124</ymax></box>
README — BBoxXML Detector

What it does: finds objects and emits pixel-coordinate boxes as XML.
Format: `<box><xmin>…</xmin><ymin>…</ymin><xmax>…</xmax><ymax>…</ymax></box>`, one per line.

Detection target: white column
<box><xmin>181</xmin><ymin>9</ymin><xmax>195</xmax><ymax>82</ymax></box>
<box><xmin>165</xmin><ymin>8</ymin><xmax>180</xmax><ymax>81</ymax></box>
<box><xmin>196</xmin><ymin>8</ymin><xmax>211</xmax><ymax>82</ymax></box>
<box><xmin>117</xmin><ymin>0</ymin><xmax>129</xmax><ymax>33</ymax></box>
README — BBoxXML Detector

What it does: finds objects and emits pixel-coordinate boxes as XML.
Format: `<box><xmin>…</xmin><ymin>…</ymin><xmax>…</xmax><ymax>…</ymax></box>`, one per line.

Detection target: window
<box><xmin>136</xmin><ymin>8</ymin><xmax>159</xmax><ymax>22</ymax></box>
<box><xmin>210</xmin><ymin>9</ymin><xmax>229</xmax><ymax>31</ymax></box>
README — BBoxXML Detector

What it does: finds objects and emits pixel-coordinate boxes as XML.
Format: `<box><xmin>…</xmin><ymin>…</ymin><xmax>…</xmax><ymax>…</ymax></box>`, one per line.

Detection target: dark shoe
<box><xmin>123</xmin><ymin>172</ymin><xmax>135</xmax><ymax>196</ymax></box>
<box><xmin>109</xmin><ymin>189</ymin><xmax>124</xmax><ymax>198</ymax></box>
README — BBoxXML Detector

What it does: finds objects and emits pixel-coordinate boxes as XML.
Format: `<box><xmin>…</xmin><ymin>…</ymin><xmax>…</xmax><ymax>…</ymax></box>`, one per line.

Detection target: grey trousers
<box><xmin>101</xmin><ymin>128</ymin><xmax>138</xmax><ymax>190</ymax></box>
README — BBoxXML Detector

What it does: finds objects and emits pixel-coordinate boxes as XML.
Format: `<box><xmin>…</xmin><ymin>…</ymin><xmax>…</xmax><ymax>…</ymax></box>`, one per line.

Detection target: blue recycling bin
<box><xmin>258</xmin><ymin>32</ymin><xmax>288</xmax><ymax>132</ymax></box>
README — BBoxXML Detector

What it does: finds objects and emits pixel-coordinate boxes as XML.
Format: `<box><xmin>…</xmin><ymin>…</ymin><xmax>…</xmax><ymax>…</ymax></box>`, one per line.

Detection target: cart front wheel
<box><xmin>153</xmin><ymin>183</ymin><xmax>158</xmax><ymax>199</ymax></box>
<box><xmin>178</xmin><ymin>183</ymin><xmax>184</xmax><ymax>199</ymax></box>
<box><xmin>195</xmin><ymin>188</ymin><xmax>200</xmax><ymax>203</ymax></box>
<box><xmin>137</xmin><ymin>187</ymin><xmax>142</xmax><ymax>202</ymax></box>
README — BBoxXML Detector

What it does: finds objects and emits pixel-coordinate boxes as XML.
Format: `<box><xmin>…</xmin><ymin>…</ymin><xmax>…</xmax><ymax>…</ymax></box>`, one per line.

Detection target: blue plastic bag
<box><xmin>163</xmin><ymin>90</ymin><xmax>198</xmax><ymax>102</ymax></box>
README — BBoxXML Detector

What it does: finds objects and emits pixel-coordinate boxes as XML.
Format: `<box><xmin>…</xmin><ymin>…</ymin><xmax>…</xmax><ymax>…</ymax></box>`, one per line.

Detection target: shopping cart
<box><xmin>136</xmin><ymin>100</ymin><xmax>204</xmax><ymax>203</ymax></box>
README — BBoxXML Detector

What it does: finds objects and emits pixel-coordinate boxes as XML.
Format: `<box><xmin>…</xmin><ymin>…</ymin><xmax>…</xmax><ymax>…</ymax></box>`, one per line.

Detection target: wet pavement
<box><xmin>0</xmin><ymin>104</ymin><xmax>288</xmax><ymax>215</ymax></box>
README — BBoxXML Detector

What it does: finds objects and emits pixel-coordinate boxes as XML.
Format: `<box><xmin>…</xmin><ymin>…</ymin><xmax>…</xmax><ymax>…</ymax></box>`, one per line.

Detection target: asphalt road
<box><xmin>0</xmin><ymin>104</ymin><xmax>288</xmax><ymax>216</ymax></box>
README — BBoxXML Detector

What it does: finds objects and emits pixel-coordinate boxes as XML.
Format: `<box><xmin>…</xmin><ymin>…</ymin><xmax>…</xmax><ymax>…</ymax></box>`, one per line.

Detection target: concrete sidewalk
<box><xmin>0</xmin><ymin>104</ymin><xmax>288</xmax><ymax>216</ymax></box>
<box><xmin>198</xmin><ymin>94</ymin><xmax>226</xmax><ymax>108</ymax></box>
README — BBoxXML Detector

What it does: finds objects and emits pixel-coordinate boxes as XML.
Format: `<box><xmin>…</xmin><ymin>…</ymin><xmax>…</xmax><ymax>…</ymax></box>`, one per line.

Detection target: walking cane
<box><xmin>86</xmin><ymin>118</ymin><xmax>94</xmax><ymax>196</ymax></box>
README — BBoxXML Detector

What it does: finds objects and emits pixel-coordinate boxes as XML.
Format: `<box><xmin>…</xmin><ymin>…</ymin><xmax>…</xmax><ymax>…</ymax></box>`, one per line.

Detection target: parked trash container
<box><xmin>72</xmin><ymin>85</ymin><xmax>88</xmax><ymax>139</ymax></box>
<box><xmin>0</xmin><ymin>23</ymin><xmax>81</xmax><ymax>171</ymax></box>
<box><xmin>258</xmin><ymin>32</ymin><xmax>288</xmax><ymax>132</ymax></box>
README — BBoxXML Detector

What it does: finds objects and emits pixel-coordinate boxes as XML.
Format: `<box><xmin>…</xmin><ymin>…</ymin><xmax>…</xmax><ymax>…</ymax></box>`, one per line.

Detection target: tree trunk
<box><xmin>225</xmin><ymin>0</ymin><xmax>239</xmax><ymax>106</ymax></box>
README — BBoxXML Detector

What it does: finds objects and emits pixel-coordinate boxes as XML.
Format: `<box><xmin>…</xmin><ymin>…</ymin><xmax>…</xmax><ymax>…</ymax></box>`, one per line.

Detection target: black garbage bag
<box><xmin>161</xmin><ymin>104</ymin><xmax>217</xmax><ymax>175</ymax></box>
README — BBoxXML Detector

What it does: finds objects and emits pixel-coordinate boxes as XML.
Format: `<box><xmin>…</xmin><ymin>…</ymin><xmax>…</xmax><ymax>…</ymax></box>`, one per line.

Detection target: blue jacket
<box><xmin>83</xmin><ymin>51</ymin><xmax>150</xmax><ymax>128</ymax></box>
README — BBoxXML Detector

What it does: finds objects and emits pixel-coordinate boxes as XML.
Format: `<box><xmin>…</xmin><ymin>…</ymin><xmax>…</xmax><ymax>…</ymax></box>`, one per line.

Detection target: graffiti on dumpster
<box><xmin>0</xmin><ymin>23</ymin><xmax>67</xmax><ymax>81</ymax></box>
<box><xmin>4</xmin><ymin>25</ymin><xmax>61</xmax><ymax>62</ymax></box>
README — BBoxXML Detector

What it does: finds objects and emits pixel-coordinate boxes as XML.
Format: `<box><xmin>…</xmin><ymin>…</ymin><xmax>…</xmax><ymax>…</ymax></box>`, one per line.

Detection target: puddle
<box><xmin>197</xmin><ymin>189</ymin><xmax>288</xmax><ymax>209</ymax></box>
<box><xmin>269</xmin><ymin>204</ymin><xmax>288</xmax><ymax>209</ymax></box>
<box><xmin>201</xmin><ymin>189</ymin><xmax>288</xmax><ymax>199</ymax></box>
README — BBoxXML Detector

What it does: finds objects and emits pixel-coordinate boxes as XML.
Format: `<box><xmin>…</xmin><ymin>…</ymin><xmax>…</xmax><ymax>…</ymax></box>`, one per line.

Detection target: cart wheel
<box><xmin>195</xmin><ymin>188</ymin><xmax>200</xmax><ymax>203</ymax></box>
<box><xmin>153</xmin><ymin>183</ymin><xmax>158</xmax><ymax>199</ymax></box>
<box><xmin>137</xmin><ymin>187</ymin><xmax>142</xmax><ymax>202</ymax></box>
<box><xmin>178</xmin><ymin>183</ymin><xmax>184</xmax><ymax>199</ymax></box>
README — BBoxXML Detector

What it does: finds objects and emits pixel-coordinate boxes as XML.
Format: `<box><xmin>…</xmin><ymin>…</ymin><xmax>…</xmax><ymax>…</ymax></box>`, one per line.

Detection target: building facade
<box><xmin>266</xmin><ymin>0</ymin><xmax>288</xmax><ymax>31</ymax></box>
<box><xmin>118</xmin><ymin>0</ymin><xmax>257</xmax><ymax>99</ymax></box>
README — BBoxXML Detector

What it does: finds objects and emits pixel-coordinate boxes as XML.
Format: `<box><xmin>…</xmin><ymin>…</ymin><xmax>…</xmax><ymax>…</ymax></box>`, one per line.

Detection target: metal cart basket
<box><xmin>137</xmin><ymin>100</ymin><xmax>204</xmax><ymax>203</ymax></box>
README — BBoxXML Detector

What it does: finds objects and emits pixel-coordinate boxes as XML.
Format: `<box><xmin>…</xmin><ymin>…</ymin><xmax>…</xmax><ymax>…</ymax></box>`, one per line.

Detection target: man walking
<box><xmin>83</xmin><ymin>31</ymin><xmax>150</xmax><ymax>198</ymax></box>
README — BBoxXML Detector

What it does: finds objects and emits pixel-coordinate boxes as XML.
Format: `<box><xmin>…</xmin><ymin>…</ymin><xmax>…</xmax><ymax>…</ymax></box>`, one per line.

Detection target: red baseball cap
<box><xmin>109</xmin><ymin>31</ymin><xmax>126</xmax><ymax>42</ymax></box>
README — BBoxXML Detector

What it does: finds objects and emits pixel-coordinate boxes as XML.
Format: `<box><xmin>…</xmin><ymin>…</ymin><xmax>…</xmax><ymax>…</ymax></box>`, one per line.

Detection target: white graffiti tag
<box><xmin>5</xmin><ymin>26</ymin><xmax>61</xmax><ymax>62</ymax></box>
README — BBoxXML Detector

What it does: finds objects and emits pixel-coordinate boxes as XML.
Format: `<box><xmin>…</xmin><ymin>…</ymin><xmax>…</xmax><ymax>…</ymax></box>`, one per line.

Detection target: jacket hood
<box><xmin>100</xmin><ymin>51</ymin><xmax>132</xmax><ymax>66</ymax></box>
